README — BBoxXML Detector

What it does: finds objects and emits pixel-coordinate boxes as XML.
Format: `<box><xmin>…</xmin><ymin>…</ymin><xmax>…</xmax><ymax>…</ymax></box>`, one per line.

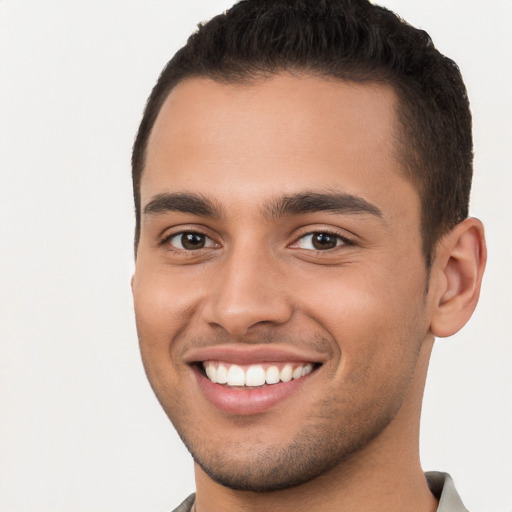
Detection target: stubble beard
<box><xmin>174</xmin><ymin>394</ymin><xmax>400</xmax><ymax>492</ymax></box>
<box><xmin>149</xmin><ymin>324</ymin><xmax>426</xmax><ymax>493</ymax></box>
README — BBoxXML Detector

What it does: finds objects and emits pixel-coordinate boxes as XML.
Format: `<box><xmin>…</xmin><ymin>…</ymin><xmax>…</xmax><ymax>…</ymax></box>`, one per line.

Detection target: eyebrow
<box><xmin>142</xmin><ymin>190</ymin><xmax>383</xmax><ymax>221</ymax></box>
<box><xmin>143</xmin><ymin>192</ymin><xmax>222</xmax><ymax>217</ymax></box>
<box><xmin>264</xmin><ymin>191</ymin><xmax>383</xmax><ymax>219</ymax></box>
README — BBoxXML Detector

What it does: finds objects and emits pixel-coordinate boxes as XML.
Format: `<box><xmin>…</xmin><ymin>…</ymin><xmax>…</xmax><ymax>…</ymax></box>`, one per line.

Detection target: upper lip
<box><xmin>183</xmin><ymin>344</ymin><xmax>327</xmax><ymax>365</ymax></box>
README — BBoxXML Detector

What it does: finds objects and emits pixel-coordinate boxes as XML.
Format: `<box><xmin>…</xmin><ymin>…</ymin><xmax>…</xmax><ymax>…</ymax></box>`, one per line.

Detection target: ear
<box><xmin>429</xmin><ymin>218</ymin><xmax>487</xmax><ymax>338</ymax></box>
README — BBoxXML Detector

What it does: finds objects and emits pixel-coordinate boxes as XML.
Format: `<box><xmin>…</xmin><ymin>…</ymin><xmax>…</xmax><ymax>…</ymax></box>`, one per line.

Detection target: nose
<box><xmin>201</xmin><ymin>245</ymin><xmax>294</xmax><ymax>337</ymax></box>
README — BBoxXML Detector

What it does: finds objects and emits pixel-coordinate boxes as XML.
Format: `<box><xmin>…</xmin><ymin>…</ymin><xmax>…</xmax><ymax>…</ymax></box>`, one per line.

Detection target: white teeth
<box><xmin>280</xmin><ymin>364</ymin><xmax>293</xmax><ymax>383</ymax></box>
<box><xmin>265</xmin><ymin>365</ymin><xmax>280</xmax><ymax>384</ymax></box>
<box><xmin>216</xmin><ymin>363</ymin><xmax>228</xmax><ymax>384</ymax></box>
<box><xmin>292</xmin><ymin>366</ymin><xmax>303</xmax><ymax>380</ymax></box>
<box><xmin>226</xmin><ymin>365</ymin><xmax>245</xmax><ymax>386</ymax></box>
<box><xmin>203</xmin><ymin>362</ymin><xmax>315</xmax><ymax>387</ymax></box>
<box><xmin>302</xmin><ymin>363</ymin><xmax>313</xmax><ymax>376</ymax></box>
<box><xmin>205</xmin><ymin>364</ymin><xmax>217</xmax><ymax>383</ymax></box>
<box><xmin>245</xmin><ymin>365</ymin><xmax>266</xmax><ymax>386</ymax></box>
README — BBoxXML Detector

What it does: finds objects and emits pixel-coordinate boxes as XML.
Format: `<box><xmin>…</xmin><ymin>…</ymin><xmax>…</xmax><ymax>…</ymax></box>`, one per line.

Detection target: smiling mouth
<box><xmin>201</xmin><ymin>361</ymin><xmax>319</xmax><ymax>388</ymax></box>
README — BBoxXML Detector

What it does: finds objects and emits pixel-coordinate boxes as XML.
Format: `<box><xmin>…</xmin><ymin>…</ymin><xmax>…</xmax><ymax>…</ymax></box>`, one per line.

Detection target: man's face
<box><xmin>132</xmin><ymin>74</ymin><xmax>434</xmax><ymax>491</ymax></box>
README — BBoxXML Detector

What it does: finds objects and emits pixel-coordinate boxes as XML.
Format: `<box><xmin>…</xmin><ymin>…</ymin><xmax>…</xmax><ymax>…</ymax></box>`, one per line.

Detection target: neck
<box><xmin>193</xmin><ymin>339</ymin><xmax>437</xmax><ymax>512</ymax></box>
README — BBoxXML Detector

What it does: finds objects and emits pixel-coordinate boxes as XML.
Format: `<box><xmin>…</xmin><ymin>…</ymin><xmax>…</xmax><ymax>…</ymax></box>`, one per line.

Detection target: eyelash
<box><xmin>160</xmin><ymin>230</ymin><xmax>218</xmax><ymax>251</ymax></box>
<box><xmin>160</xmin><ymin>229</ymin><xmax>354</xmax><ymax>253</ymax></box>
<box><xmin>290</xmin><ymin>229</ymin><xmax>354</xmax><ymax>252</ymax></box>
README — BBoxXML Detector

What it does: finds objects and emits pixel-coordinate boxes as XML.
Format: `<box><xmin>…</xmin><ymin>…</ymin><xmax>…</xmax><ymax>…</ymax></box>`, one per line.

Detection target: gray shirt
<box><xmin>172</xmin><ymin>472</ymin><xmax>469</xmax><ymax>512</ymax></box>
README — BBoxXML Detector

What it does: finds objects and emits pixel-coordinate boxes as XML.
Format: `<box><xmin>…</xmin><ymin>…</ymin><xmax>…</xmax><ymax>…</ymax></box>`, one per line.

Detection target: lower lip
<box><xmin>194</xmin><ymin>367</ymin><xmax>314</xmax><ymax>415</ymax></box>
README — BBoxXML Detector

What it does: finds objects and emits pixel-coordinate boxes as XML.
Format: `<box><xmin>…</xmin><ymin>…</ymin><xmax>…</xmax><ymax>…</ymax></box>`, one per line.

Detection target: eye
<box><xmin>166</xmin><ymin>232</ymin><xmax>217</xmax><ymax>250</ymax></box>
<box><xmin>294</xmin><ymin>232</ymin><xmax>347</xmax><ymax>251</ymax></box>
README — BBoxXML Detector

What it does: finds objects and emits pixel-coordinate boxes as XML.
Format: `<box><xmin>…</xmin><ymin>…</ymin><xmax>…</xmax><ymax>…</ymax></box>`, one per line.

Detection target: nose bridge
<box><xmin>203</xmin><ymin>239</ymin><xmax>293</xmax><ymax>336</ymax></box>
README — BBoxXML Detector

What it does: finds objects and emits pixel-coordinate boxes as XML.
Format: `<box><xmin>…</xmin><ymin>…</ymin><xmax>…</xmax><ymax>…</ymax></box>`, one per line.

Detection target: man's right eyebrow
<box><xmin>143</xmin><ymin>192</ymin><xmax>221</xmax><ymax>217</ymax></box>
<box><xmin>264</xmin><ymin>190</ymin><xmax>384</xmax><ymax>219</ymax></box>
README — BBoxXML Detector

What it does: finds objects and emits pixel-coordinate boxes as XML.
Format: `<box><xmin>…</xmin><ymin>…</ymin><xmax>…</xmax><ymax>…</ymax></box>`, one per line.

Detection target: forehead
<box><xmin>143</xmin><ymin>74</ymin><xmax>417</xmax><ymax>219</ymax></box>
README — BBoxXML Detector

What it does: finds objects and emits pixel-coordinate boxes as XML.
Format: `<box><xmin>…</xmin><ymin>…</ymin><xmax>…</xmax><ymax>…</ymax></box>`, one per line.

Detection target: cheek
<box><xmin>133</xmin><ymin>263</ymin><xmax>199</xmax><ymax>339</ymax></box>
<box><xmin>298</xmin><ymin>257</ymin><xmax>428</xmax><ymax>373</ymax></box>
<box><xmin>132</xmin><ymin>280</ymin><xmax>192</xmax><ymax>424</ymax></box>
<box><xmin>132</xmin><ymin>269</ymin><xmax>187</xmax><ymax>385</ymax></box>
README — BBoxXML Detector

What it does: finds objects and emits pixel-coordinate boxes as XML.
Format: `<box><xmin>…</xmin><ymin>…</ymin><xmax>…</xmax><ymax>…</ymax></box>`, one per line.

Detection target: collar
<box><xmin>426</xmin><ymin>472</ymin><xmax>470</xmax><ymax>512</ymax></box>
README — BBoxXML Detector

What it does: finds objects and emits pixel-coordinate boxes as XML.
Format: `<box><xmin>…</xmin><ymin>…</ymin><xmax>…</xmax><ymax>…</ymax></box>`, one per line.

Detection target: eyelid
<box><xmin>288</xmin><ymin>228</ymin><xmax>355</xmax><ymax>251</ymax></box>
<box><xmin>160</xmin><ymin>227</ymin><xmax>220</xmax><ymax>251</ymax></box>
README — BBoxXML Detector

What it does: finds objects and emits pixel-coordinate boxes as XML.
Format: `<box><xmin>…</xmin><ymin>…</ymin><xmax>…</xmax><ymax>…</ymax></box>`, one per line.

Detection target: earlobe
<box><xmin>430</xmin><ymin>218</ymin><xmax>486</xmax><ymax>338</ymax></box>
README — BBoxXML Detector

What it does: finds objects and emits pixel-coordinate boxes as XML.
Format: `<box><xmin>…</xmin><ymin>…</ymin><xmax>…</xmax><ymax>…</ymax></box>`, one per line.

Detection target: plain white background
<box><xmin>0</xmin><ymin>1</ymin><xmax>510</xmax><ymax>511</ymax></box>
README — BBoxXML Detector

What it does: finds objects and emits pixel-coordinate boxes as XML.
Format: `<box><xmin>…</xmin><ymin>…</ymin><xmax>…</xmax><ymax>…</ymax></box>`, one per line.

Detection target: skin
<box><xmin>132</xmin><ymin>74</ymin><xmax>486</xmax><ymax>512</ymax></box>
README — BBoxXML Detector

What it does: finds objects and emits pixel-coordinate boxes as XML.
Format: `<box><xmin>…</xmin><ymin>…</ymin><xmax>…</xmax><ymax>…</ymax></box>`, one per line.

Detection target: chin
<box><xmin>181</xmin><ymin>412</ymin><xmax>392</xmax><ymax>492</ymax></box>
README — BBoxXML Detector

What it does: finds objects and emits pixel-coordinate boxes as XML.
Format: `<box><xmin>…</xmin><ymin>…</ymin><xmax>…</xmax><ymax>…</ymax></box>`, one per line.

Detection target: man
<box><xmin>130</xmin><ymin>1</ymin><xmax>486</xmax><ymax>511</ymax></box>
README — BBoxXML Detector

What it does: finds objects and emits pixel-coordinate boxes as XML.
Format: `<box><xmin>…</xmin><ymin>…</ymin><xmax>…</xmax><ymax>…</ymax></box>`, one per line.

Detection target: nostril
<box><xmin>203</xmin><ymin>295</ymin><xmax>294</xmax><ymax>337</ymax></box>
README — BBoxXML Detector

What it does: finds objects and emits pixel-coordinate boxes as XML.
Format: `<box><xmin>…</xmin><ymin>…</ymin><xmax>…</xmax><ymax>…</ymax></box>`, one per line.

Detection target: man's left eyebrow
<box><xmin>264</xmin><ymin>191</ymin><xmax>383</xmax><ymax>219</ymax></box>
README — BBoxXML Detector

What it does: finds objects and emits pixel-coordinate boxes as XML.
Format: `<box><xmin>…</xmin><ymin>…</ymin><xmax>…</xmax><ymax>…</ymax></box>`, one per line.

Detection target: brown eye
<box><xmin>181</xmin><ymin>233</ymin><xmax>205</xmax><ymax>249</ymax></box>
<box><xmin>167</xmin><ymin>232</ymin><xmax>216</xmax><ymax>250</ymax></box>
<box><xmin>311</xmin><ymin>233</ymin><xmax>338</xmax><ymax>250</ymax></box>
<box><xmin>295</xmin><ymin>232</ymin><xmax>344</xmax><ymax>251</ymax></box>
